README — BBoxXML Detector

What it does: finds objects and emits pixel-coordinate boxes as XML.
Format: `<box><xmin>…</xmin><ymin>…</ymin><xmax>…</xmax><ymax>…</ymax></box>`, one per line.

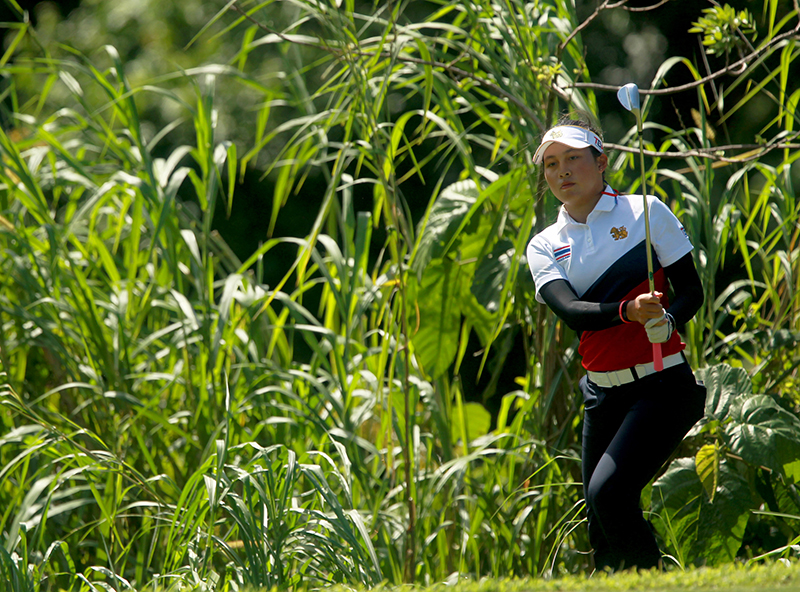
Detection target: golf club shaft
<box><xmin>635</xmin><ymin>111</ymin><xmax>663</xmax><ymax>371</ymax></box>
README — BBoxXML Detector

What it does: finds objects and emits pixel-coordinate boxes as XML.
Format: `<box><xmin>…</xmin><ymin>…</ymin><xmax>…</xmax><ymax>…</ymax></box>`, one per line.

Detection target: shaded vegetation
<box><xmin>0</xmin><ymin>0</ymin><xmax>799</xmax><ymax>589</ymax></box>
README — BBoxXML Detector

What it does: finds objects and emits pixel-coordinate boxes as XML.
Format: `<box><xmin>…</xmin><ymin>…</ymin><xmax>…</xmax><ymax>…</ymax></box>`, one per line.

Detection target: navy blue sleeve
<box><xmin>538</xmin><ymin>280</ymin><xmax>621</xmax><ymax>332</ymax></box>
<box><xmin>662</xmin><ymin>252</ymin><xmax>704</xmax><ymax>327</ymax></box>
<box><xmin>538</xmin><ymin>252</ymin><xmax>703</xmax><ymax>332</ymax></box>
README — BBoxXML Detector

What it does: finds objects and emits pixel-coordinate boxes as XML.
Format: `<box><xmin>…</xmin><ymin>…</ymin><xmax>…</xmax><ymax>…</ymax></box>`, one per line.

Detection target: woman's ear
<box><xmin>597</xmin><ymin>153</ymin><xmax>608</xmax><ymax>174</ymax></box>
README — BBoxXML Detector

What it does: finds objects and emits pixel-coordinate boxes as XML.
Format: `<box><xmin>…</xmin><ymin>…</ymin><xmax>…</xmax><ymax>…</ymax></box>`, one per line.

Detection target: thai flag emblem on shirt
<box><xmin>554</xmin><ymin>244</ymin><xmax>571</xmax><ymax>263</ymax></box>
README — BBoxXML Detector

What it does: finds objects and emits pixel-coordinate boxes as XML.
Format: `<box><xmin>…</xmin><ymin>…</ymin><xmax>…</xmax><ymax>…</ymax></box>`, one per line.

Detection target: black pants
<box><xmin>579</xmin><ymin>361</ymin><xmax>706</xmax><ymax>571</ymax></box>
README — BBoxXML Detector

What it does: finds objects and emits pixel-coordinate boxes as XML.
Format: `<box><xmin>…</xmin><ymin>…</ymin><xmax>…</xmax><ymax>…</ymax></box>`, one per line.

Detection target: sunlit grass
<box><xmin>328</xmin><ymin>561</ymin><xmax>800</xmax><ymax>592</ymax></box>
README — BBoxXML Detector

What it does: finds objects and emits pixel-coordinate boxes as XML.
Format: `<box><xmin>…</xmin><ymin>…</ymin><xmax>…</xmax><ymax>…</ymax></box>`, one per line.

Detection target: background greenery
<box><xmin>1</xmin><ymin>0</ymin><xmax>800</xmax><ymax>590</ymax></box>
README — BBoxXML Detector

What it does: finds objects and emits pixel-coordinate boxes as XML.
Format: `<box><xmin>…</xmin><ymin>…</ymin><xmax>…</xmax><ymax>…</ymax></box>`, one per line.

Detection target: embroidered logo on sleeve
<box><xmin>610</xmin><ymin>226</ymin><xmax>628</xmax><ymax>240</ymax></box>
<box><xmin>554</xmin><ymin>244</ymin><xmax>571</xmax><ymax>263</ymax></box>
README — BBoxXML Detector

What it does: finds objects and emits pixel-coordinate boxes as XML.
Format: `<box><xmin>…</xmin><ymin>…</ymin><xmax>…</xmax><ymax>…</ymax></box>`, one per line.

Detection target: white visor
<box><xmin>533</xmin><ymin>125</ymin><xmax>604</xmax><ymax>164</ymax></box>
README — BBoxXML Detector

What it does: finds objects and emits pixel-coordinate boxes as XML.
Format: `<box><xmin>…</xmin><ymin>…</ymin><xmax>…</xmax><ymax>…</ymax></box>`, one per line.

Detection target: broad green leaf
<box><xmin>695</xmin><ymin>443</ymin><xmax>721</xmax><ymax>502</ymax></box>
<box><xmin>771</xmin><ymin>474</ymin><xmax>800</xmax><ymax>516</ymax></box>
<box><xmin>652</xmin><ymin>457</ymin><xmax>753</xmax><ymax>566</ymax></box>
<box><xmin>451</xmin><ymin>401</ymin><xmax>491</xmax><ymax>446</ymax></box>
<box><xmin>408</xmin><ymin>257</ymin><xmax>462</xmax><ymax>379</ymax></box>
<box><xmin>725</xmin><ymin>394</ymin><xmax>800</xmax><ymax>479</ymax></box>
<box><xmin>471</xmin><ymin>239</ymin><xmax>514</xmax><ymax>314</ymax></box>
<box><xmin>450</xmin><ymin>214</ymin><xmax>499</xmax><ymax>344</ymax></box>
<box><xmin>695</xmin><ymin>363</ymin><xmax>753</xmax><ymax>420</ymax></box>
<box><xmin>460</xmin><ymin>291</ymin><xmax>497</xmax><ymax>350</ymax></box>
<box><xmin>412</xmin><ymin>180</ymin><xmax>480</xmax><ymax>280</ymax></box>
<box><xmin>783</xmin><ymin>460</ymin><xmax>800</xmax><ymax>483</ymax></box>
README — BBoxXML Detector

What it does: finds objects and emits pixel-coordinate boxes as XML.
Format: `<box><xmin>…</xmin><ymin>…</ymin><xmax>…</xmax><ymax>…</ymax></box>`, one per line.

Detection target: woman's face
<box><xmin>542</xmin><ymin>143</ymin><xmax>608</xmax><ymax>221</ymax></box>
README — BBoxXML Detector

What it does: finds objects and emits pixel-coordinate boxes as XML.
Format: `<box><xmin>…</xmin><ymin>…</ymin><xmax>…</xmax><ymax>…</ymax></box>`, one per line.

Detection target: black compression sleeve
<box><xmin>538</xmin><ymin>279</ymin><xmax>622</xmax><ymax>332</ymax></box>
<box><xmin>663</xmin><ymin>252</ymin><xmax>704</xmax><ymax>326</ymax></box>
<box><xmin>538</xmin><ymin>252</ymin><xmax>703</xmax><ymax>333</ymax></box>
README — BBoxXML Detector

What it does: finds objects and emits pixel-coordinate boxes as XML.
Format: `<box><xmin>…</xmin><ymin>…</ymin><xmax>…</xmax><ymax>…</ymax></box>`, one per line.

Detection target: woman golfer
<box><xmin>526</xmin><ymin>117</ymin><xmax>707</xmax><ymax>571</ymax></box>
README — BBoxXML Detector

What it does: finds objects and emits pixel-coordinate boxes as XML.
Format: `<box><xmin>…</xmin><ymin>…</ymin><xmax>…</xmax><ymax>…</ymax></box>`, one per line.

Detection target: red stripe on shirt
<box><xmin>577</xmin><ymin>268</ymin><xmax>685</xmax><ymax>371</ymax></box>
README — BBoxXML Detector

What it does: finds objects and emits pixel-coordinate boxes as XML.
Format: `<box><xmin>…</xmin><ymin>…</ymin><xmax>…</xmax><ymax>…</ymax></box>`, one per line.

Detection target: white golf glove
<box><xmin>645</xmin><ymin>312</ymin><xmax>674</xmax><ymax>344</ymax></box>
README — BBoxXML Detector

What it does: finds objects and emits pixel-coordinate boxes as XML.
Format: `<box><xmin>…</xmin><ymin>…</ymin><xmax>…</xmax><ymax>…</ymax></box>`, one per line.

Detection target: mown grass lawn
<box><xmin>322</xmin><ymin>561</ymin><xmax>800</xmax><ymax>592</ymax></box>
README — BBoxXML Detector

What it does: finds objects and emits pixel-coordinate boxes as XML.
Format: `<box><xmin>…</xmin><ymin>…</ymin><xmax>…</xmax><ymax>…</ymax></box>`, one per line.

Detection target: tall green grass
<box><xmin>0</xmin><ymin>31</ymin><xmax>583</xmax><ymax>588</ymax></box>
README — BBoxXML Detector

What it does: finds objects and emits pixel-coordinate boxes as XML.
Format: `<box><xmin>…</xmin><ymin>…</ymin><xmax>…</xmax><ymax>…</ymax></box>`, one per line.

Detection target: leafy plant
<box><xmin>652</xmin><ymin>363</ymin><xmax>800</xmax><ymax>566</ymax></box>
<box><xmin>689</xmin><ymin>4</ymin><xmax>758</xmax><ymax>58</ymax></box>
<box><xmin>0</xmin><ymin>0</ymin><xmax>799</xmax><ymax>589</ymax></box>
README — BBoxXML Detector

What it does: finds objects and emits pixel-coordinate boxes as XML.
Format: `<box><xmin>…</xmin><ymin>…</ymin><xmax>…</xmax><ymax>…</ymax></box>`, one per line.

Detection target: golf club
<box><xmin>617</xmin><ymin>82</ymin><xmax>663</xmax><ymax>372</ymax></box>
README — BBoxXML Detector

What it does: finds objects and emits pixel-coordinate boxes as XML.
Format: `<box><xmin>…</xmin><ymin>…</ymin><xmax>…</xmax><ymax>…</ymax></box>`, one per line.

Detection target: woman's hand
<box><xmin>626</xmin><ymin>292</ymin><xmax>666</xmax><ymax>325</ymax></box>
<box><xmin>645</xmin><ymin>314</ymin><xmax>673</xmax><ymax>343</ymax></box>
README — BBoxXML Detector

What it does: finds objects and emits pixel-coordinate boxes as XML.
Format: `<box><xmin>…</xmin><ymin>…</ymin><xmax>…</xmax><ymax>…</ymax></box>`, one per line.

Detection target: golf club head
<box><xmin>617</xmin><ymin>83</ymin><xmax>640</xmax><ymax>114</ymax></box>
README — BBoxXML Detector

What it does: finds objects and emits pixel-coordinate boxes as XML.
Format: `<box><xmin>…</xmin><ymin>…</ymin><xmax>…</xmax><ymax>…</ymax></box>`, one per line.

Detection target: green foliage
<box><xmin>689</xmin><ymin>4</ymin><xmax>758</xmax><ymax>57</ymax></box>
<box><xmin>652</xmin><ymin>457</ymin><xmax>752</xmax><ymax>567</ymax></box>
<box><xmin>652</xmin><ymin>364</ymin><xmax>800</xmax><ymax>567</ymax></box>
<box><xmin>207</xmin><ymin>443</ymin><xmax>383</xmax><ymax>588</ymax></box>
<box><xmin>0</xmin><ymin>0</ymin><xmax>799</xmax><ymax>589</ymax></box>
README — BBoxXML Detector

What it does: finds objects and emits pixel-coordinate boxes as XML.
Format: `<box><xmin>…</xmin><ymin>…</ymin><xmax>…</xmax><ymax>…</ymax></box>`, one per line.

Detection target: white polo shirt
<box><xmin>526</xmin><ymin>186</ymin><xmax>694</xmax><ymax>371</ymax></box>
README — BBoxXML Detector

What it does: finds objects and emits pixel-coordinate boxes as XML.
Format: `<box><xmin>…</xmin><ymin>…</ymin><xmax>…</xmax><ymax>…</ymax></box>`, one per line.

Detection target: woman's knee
<box><xmin>586</xmin><ymin>466</ymin><xmax>633</xmax><ymax>518</ymax></box>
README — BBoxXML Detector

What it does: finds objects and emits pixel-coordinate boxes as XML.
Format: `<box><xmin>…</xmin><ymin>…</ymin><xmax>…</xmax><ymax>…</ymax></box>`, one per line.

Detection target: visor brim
<box><xmin>533</xmin><ymin>138</ymin><xmax>596</xmax><ymax>165</ymax></box>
